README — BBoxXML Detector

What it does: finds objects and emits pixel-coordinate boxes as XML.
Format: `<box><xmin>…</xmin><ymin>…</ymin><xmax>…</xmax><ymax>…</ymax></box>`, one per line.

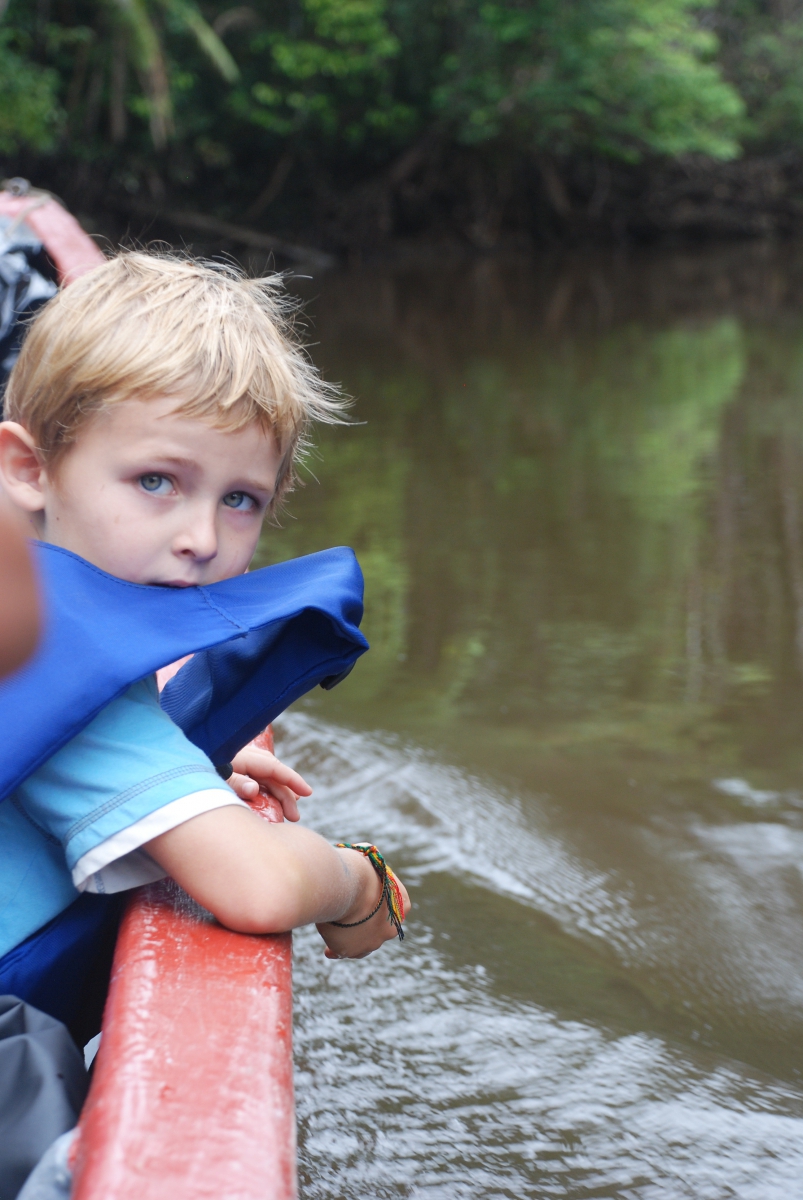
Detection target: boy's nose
<box><xmin>173</xmin><ymin>510</ymin><xmax>218</xmax><ymax>563</ymax></box>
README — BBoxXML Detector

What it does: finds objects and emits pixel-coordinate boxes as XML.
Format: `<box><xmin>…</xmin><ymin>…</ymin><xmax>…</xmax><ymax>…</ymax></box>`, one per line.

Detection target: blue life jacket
<box><xmin>0</xmin><ymin>541</ymin><xmax>368</xmax><ymax>801</ymax></box>
<box><xmin>0</xmin><ymin>541</ymin><xmax>368</xmax><ymax>1038</ymax></box>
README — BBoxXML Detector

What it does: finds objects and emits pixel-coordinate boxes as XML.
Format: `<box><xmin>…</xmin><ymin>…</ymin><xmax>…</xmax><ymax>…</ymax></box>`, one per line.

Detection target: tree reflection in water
<box><xmin>257</xmin><ymin>248</ymin><xmax>803</xmax><ymax>789</ymax></box>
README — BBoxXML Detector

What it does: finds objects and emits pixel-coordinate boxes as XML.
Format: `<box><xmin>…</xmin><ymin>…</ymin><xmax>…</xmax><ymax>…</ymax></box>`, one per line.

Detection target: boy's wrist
<box><xmin>331</xmin><ymin>847</ymin><xmax>383</xmax><ymax>925</ymax></box>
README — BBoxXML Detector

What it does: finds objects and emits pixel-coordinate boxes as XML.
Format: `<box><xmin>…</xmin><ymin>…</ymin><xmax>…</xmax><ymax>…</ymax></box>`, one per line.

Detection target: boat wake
<box><xmin>276</xmin><ymin>714</ymin><xmax>637</xmax><ymax>947</ymax></box>
<box><xmin>276</xmin><ymin>713</ymin><xmax>803</xmax><ymax>1200</ymax></box>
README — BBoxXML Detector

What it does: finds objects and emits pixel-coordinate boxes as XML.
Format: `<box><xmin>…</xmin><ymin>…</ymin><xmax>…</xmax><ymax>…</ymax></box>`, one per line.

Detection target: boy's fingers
<box><xmin>228</xmin><ymin>773</ymin><xmax>301</xmax><ymax>820</ymax></box>
<box><xmin>267</xmin><ymin>761</ymin><xmax>312</xmax><ymax>795</ymax></box>
<box><xmin>227</xmin><ymin>767</ymin><xmax>303</xmax><ymax>820</ymax></box>
<box><xmin>261</xmin><ymin>780</ymin><xmax>296</xmax><ymax>803</ymax></box>
<box><xmin>270</xmin><ymin>790</ymin><xmax>300</xmax><ymax>821</ymax></box>
<box><xmin>231</xmin><ymin>748</ymin><xmax>312</xmax><ymax>796</ymax></box>
<box><xmin>260</xmin><ymin>781</ymin><xmax>301</xmax><ymax>818</ymax></box>
<box><xmin>228</xmin><ymin>772</ymin><xmax>259</xmax><ymax>800</ymax></box>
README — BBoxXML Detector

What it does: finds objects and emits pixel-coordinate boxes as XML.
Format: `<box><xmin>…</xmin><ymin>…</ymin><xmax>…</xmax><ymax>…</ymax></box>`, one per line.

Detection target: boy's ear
<box><xmin>0</xmin><ymin>422</ymin><xmax>47</xmax><ymax>515</ymax></box>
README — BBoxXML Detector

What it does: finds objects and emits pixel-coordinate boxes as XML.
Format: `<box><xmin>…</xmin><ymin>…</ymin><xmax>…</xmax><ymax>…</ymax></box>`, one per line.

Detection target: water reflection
<box><xmin>252</xmin><ymin>246</ymin><xmax>803</xmax><ymax>1195</ymax></box>
<box><xmin>260</xmin><ymin>251</ymin><xmax>803</xmax><ymax>782</ymax></box>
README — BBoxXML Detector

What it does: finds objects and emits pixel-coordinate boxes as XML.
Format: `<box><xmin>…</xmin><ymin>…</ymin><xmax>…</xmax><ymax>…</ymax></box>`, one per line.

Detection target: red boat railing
<box><xmin>0</xmin><ymin>186</ymin><xmax>298</xmax><ymax>1197</ymax></box>
<box><xmin>71</xmin><ymin>730</ymin><xmax>297</xmax><ymax>1200</ymax></box>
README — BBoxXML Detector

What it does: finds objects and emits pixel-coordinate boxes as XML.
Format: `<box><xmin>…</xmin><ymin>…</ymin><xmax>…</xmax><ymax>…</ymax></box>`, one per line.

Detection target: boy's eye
<box><xmin>139</xmin><ymin>474</ymin><xmax>172</xmax><ymax>495</ymax></box>
<box><xmin>222</xmin><ymin>491</ymin><xmax>257</xmax><ymax>512</ymax></box>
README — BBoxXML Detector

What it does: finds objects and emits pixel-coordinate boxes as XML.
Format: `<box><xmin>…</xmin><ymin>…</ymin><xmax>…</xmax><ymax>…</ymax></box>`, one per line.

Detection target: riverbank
<box><xmin>7</xmin><ymin>147</ymin><xmax>803</xmax><ymax>271</ymax></box>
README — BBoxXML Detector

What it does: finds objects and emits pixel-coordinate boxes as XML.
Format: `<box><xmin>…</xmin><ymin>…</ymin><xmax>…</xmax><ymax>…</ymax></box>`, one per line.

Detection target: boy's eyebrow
<box><xmin>147</xmin><ymin>455</ymin><xmax>197</xmax><ymax>469</ymax></box>
<box><xmin>142</xmin><ymin>455</ymin><xmax>276</xmax><ymax>494</ymax></box>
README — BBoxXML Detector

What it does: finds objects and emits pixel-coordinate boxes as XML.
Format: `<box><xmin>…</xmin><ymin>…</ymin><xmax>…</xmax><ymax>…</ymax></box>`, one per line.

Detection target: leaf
<box><xmin>106</xmin><ymin>0</ymin><xmax>173</xmax><ymax>146</ymax></box>
<box><xmin>155</xmin><ymin>0</ymin><xmax>240</xmax><ymax>83</ymax></box>
<box><xmin>0</xmin><ymin>33</ymin><xmax>61</xmax><ymax>153</ymax></box>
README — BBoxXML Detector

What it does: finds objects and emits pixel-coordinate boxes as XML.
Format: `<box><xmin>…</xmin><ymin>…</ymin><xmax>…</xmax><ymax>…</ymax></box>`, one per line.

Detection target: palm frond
<box><xmin>156</xmin><ymin>0</ymin><xmax>240</xmax><ymax>83</ymax></box>
<box><xmin>106</xmin><ymin>0</ymin><xmax>173</xmax><ymax>147</ymax></box>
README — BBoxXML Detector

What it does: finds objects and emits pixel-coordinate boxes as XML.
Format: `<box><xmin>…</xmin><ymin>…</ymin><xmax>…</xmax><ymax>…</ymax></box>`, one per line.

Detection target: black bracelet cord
<box><xmin>329</xmin><ymin>842</ymin><xmax>405</xmax><ymax>940</ymax></box>
<box><xmin>330</xmin><ymin>879</ymin><xmax>390</xmax><ymax>928</ymax></box>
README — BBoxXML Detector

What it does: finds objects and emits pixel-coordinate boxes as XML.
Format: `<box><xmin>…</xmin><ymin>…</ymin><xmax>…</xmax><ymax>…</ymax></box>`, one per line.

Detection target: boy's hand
<box><xmin>316</xmin><ymin>847</ymin><xmax>411</xmax><ymax>960</ymax></box>
<box><xmin>228</xmin><ymin>746</ymin><xmax>312</xmax><ymax>822</ymax></box>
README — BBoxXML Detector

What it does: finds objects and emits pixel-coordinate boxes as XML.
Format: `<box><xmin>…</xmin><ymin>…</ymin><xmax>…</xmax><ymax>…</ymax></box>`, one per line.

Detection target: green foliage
<box><xmin>232</xmin><ymin>0</ymin><xmax>412</xmax><ymax>146</ymax></box>
<box><xmin>434</xmin><ymin>0</ymin><xmax>743</xmax><ymax>161</ymax></box>
<box><xmin>162</xmin><ymin>0</ymin><xmax>239</xmax><ymax>83</ymax></box>
<box><xmin>1</xmin><ymin>0</ymin><xmax>237</xmax><ymax>152</ymax></box>
<box><xmin>735</xmin><ymin>18</ymin><xmax>803</xmax><ymax>148</ymax></box>
<box><xmin>3</xmin><ymin>0</ymin><xmax>803</xmax><ymax>219</ymax></box>
<box><xmin>0</xmin><ymin>31</ymin><xmax>61</xmax><ymax>154</ymax></box>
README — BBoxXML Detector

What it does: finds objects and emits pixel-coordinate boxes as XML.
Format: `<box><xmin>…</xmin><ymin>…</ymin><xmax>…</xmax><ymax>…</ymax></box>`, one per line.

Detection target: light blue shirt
<box><xmin>0</xmin><ymin>677</ymin><xmax>230</xmax><ymax>958</ymax></box>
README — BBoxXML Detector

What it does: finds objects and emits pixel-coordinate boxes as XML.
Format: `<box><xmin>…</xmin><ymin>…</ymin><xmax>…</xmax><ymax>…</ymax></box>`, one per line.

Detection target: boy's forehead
<box><xmin>91</xmin><ymin>394</ymin><xmax>271</xmax><ymax>441</ymax></box>
<box><xmin>76</xmin><ymin>395</ymin><xmax>280</xmax><ymax>477</ymax></box>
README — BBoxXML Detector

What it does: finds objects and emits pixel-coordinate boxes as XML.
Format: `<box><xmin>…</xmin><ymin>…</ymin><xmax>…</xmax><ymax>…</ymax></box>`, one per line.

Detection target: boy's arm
<box><xmin>144</xmin><ymin>805</ymin><xmax>409</xmax><ymax>957</ymax></box>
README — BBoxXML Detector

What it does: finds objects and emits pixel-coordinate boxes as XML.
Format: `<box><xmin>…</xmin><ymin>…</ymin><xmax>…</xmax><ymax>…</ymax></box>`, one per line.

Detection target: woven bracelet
<box><xmin>331</xmin><ymin>842</ymin><xmax>405</xmax><ymax>941</ymax></box>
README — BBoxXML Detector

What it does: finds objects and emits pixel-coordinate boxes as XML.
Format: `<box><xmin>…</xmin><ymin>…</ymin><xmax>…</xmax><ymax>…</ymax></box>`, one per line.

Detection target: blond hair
<box><xmin>4</xmin><ymin>250</ymin><xmax>345</xmax><ymax>506</ymax></box>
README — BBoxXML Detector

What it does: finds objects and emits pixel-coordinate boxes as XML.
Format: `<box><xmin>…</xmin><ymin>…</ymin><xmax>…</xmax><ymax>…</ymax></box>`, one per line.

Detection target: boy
<box><xmin>0</xmin><ymin>251</ymin><xmax>409</xmax><ymax>1032</ymax></box>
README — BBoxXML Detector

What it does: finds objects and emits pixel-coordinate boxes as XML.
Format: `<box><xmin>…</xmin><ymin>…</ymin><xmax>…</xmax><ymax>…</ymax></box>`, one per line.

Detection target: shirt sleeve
<box><xmin>74</xmin><ymin>787</ymin><xmax>247</xmax><ymax>894</ymax></box>
<box><xmin>13</xmin><ymin>676</ymin><xmax>244</xmax><ymax>888</ymax></box>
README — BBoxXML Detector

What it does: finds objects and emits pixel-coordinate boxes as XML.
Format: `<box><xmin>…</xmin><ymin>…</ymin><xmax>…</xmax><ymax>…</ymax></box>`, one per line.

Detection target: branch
<box><xmin>121</xmin><ymin>199</ymin><xmax>335</xmax><ymax>269</ymax></box>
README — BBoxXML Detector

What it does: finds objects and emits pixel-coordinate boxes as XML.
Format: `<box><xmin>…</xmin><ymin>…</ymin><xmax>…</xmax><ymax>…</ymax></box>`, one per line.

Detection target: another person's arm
<box><xmin>0</xmin><ymin>503</ymin><xmax>38</xmax><ymax>677</ymax></box>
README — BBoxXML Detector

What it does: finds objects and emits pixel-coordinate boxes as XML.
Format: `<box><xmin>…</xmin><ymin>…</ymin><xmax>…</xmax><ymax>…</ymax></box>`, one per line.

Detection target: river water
<box><xmin>254</xmin><ymin>243</ymin><xmax>803</xmax><ymax>1198</ymax></box>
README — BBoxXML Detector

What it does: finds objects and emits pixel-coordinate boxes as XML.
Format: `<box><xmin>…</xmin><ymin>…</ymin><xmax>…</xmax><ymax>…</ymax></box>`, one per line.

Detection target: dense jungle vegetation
<box><xmin>2</xmin><ymin>1</ymin><xmax>803</xmax><ymax>249</ymax></box>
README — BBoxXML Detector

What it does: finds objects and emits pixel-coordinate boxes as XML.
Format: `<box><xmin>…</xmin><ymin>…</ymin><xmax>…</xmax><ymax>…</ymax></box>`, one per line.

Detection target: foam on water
<box><xmin>278</xmin><ymin>714</ymin><xmax>803</xmax><ymax>1198</ymax></box>
<box><xmin>687</xmin><ymin>821</ymin><xmax>803</xmax><ymax>1010</ymax></box>
<box><xmin>277</xmin><ymin>714</ymin><xmax>639</xmax><ymax>949</ymax></box>
<box><xmin>278</xmin><ymin>714</ymin><xmax>803</xmax><ymax>1006</ymax></box>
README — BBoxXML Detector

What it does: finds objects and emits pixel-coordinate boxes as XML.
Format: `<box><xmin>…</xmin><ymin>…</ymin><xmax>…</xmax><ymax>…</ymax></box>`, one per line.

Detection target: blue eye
<box><xmin>223</xmin><ymin>491</ymin><xmax>257</xmax><ymax>512</ymax></box>
<box><xmin>139</xmin><ymin>474</ymin><xmax>172</xmax><ymax>495</ymax></box>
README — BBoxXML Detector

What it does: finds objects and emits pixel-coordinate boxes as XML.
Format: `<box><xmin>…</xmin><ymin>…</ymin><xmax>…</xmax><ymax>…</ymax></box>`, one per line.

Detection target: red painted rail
<box><xmin>0</xmin><ymin>193</ymin><xmax>298</xmax><ymax>1196</ymax></box>
<box><xmin>71</xmin><ymin>730</ymin><xmax>297</xmax><ymax>1200</ymax></box>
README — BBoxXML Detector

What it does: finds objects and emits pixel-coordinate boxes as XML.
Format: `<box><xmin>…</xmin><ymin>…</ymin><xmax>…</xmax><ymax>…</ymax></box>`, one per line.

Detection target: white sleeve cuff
<box><xmin>73</xmin><ymin>788</ymin><xmax>247</xmax><ymax>895</ymax></box>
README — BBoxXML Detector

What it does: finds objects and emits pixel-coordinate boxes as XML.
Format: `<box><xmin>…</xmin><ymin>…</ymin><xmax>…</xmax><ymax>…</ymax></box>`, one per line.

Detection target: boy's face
<box><xmin>0</xmin><ymin>395</ymin><xmax>282</xmax><ymax>586</ymax></box>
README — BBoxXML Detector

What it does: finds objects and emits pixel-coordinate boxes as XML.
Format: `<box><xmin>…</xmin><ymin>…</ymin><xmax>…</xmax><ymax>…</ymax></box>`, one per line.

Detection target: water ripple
<box><xmin>277</xmin><ymin>713</ymin><xmax>637</xmax><ymax>951</ymax></box>
<box><xmin>294</xmin><ymin>926</ymin><xmax>803</xmax><ymax>1199</ymax></box>
<box><xmin>278</xmin><ymin>714</ymin><xmax>803</xmax><ymax>1198</ymax></box>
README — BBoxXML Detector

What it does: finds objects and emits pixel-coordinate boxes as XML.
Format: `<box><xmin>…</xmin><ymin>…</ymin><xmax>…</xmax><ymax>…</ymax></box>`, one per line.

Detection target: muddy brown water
<box><xmin>251</xmin><ymin>243</ymin><xmax>803</xmax><ymax>1198</ymax></box>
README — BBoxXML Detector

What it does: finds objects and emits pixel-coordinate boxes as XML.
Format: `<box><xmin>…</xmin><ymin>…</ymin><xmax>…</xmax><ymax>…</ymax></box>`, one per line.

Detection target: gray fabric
<box><xmin>0</xmin><ymin>217</ymin><xmax>57</xmax><ymax>395</ymax></box>
<box><xmin>0</xmin><ymin>997</ymin><xmax>86</xmax><ymax>1200</ymax></box>
<box><xmin>15</xmin><ymin>1132</ymin><xmax>74</xmax><ymax>1200</ymax></box>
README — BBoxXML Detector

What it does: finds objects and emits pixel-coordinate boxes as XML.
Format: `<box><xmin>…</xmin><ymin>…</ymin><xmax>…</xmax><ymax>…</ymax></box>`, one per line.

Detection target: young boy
<box><xmin>0</xmin><ymin>251</ymin><xmax>409</xmax><ymax>1032</ymax></box>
